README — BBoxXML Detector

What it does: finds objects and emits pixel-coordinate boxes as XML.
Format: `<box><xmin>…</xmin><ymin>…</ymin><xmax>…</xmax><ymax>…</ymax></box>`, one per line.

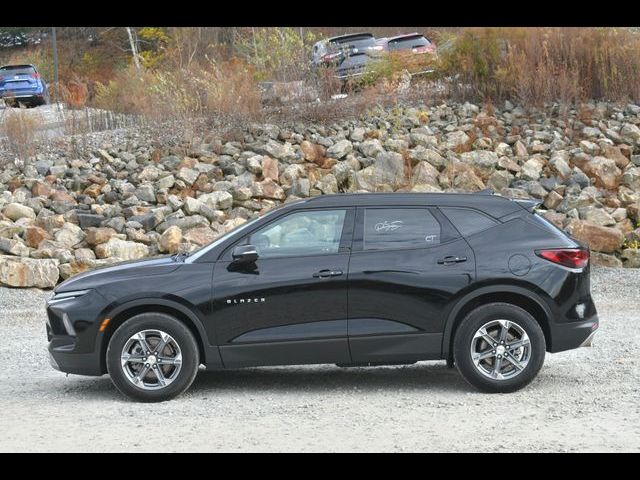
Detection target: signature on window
<box><xmin>374</xmin><ymin>220</ymin><xmax>403</xmax><ymax>232</ymax></box>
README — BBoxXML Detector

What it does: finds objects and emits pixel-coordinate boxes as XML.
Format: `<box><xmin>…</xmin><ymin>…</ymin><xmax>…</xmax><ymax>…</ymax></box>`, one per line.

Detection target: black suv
<box><xmin>47</xmin><ymin>193</ymin><xmax>598</xmax><ymax>402</ymax></box>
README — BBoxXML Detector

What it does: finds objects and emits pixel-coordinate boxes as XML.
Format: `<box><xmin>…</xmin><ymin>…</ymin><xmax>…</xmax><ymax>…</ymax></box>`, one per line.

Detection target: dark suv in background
<box><xmin>47</xmin><ymin>192</ymin><xmax>598</xmax><ymax>402</ymax></box>
<box><xmin>0</xmin><ymin>64</ymin><xmax>50</xmax><ymax>107</ymax></box>
<box><xmin>310</xmin><ymin>33</ymin><xmax>380</xmax><ymax>80</ymax></box>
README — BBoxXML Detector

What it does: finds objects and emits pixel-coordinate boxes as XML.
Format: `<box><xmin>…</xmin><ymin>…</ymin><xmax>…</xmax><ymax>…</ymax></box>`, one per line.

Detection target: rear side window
<box><xmin>440</xmin><ymin>207</ymin><xmax>498</xmax><ymax>237</ymax></box>
<box><xmin>364</xmin><ymin>208</ymin><xmax>441</xmax><ymax>250</ymax></box>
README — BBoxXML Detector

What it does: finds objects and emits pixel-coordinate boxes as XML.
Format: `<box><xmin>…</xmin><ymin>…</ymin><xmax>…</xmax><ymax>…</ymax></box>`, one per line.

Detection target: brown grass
<box><xmin>436</xmin><ymin>27</ymin><xmax>640</xmax><ymax>105</ymax></box>
<box><xmin>1</xmin><ymin>108</ymin><xmax>43</xmax><ymax>163</ymax></box>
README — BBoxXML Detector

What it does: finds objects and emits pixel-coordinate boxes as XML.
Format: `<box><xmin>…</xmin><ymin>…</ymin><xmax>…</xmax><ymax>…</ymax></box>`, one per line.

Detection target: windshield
<box><xmin>185</xmin><ymin>206</ymin><xmax>284</xmax><ymax>263</ymax></box>
<box><xmin>388</xmin><ymin>36</ymin><xmax>430</xmax><ymax>51</ymax></box>
<box><xmin>329</xmin><ymin>35</ymin><xmax>375</xmax><ymax>51</ymax></box>
<box><xmin>0</xmin><ymin>65</ymin><xmax>36</xmax><ymax>78</ymax></box>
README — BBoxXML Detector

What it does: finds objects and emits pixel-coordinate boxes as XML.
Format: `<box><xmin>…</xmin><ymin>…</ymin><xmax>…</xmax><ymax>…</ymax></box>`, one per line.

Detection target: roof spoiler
<box><xmin>512</xmin><ymin>198</ymin><xmax>542</xmax><ymax>212</ymax></box>
<box><xmin>473</xmin><ymin>189</ymin><xmax>542</xmax><ymax>212</ymax></box>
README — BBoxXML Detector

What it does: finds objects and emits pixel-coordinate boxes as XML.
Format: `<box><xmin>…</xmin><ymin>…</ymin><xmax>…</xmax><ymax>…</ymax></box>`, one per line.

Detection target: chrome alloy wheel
<box><xmin>120</xmin><ymin>330</ymin><xmax>183</xmax><ymax>390</ymax></box>
<box><xmin>470</xmin><ymin>320</ymin><xmax>531</xmax><ymax>380</ymax></box>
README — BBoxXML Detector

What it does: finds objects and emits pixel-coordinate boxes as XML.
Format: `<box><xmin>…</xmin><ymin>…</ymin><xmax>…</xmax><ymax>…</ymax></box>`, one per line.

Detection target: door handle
<box><xmin>313</xmin><ymin>269</ymin><xmax>343</xmax><ymax>278</ymax></box>
<box><xmin>437</xmin><ymin>256</ymin><xmax>467</xmax><ymax>265</ymax></box>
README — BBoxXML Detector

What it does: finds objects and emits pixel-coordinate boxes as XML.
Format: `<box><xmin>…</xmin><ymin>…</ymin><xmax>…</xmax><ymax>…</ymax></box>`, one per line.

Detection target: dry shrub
<box><xmin>1</xmin><ymin>108</ymin><xmax>43</xmax><ymax>162</ymax></box>
<box><xmin>438</xmin><ymin>27</ymin><xmax>640</xmax><ymax>105</ymax></box>
<box><xmin>195</xmin><ymin>58</ymin><xmax>262</xmax><ymax>121</ymax></box>
<box><xmin>59</xmin><ymin>76</ymin><xmax>90</xmax><ymax>109</ymax></box>
<box><xmin>93</xmin><ymin>58</ymin><xmax>262</xmax><ymax>125</ymax></box>
<box><xmin>454</xmin><ymin>129</ymin><xmax>477</xmax><ymax>154</ymax></box>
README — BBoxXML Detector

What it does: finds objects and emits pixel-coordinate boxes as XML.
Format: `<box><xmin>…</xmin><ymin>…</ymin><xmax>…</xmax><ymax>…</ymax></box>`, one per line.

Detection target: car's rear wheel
<box><xmin>106</xmin><ymin>313</ymin><xmax>199</xmax><ymax>402</ymax></box>
<box><xmin>453</xmin><ymin>303</ymin><xmax>545</xmax><ymax>393</ymax></box>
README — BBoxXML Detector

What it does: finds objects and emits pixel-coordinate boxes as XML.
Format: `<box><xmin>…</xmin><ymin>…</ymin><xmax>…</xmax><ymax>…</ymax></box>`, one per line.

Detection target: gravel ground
<box><xmin>0</xmin><ymin>267</ymin><xmax>639</xmax><ymax>452</ymax></box>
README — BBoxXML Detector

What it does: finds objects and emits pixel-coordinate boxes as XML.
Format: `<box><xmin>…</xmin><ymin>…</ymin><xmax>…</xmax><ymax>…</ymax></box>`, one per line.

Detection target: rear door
<box><xmin>347</xmin><ymin>206</ymin><xmax>475</xmax><ymax>363</ymax></box>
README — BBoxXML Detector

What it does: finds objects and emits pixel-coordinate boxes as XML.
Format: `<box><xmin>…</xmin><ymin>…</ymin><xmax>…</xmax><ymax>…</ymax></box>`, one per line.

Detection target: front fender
<box><xmin>97</xmin><ymin>296</ymin><xmax>223</xmax><ymax>370</ymax></box>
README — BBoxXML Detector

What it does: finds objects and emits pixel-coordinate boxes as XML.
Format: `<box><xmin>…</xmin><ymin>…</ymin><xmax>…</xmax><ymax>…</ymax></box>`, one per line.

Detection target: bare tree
<box><xmin>126</xmin><ymin>27</ymin><xmax>141</xmax><ymax>70</ymax></box>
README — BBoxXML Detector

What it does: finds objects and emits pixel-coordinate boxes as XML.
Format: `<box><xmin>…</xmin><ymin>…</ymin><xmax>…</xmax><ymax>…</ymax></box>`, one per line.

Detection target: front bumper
<box><xmin>46</xmin><ymin>289</ymin><xmax>108</xmax><ymax>376</ymax></box>
<box><xmin>48</xmin><ymin>338</ymin><xmax>103</xmax><ymax>376</ymax></box>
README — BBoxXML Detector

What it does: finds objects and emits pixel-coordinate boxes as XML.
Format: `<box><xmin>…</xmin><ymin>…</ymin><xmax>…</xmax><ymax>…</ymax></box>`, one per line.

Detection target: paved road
<box><xmin>0</xmin><ymin>267</ymin><xmax>638</xmax><ymax>452</ymax></box>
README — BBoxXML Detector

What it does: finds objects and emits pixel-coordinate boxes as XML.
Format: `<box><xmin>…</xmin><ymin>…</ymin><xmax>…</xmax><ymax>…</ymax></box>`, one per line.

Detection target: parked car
<box><xmin>376</xmin><ymin>33</ymin><xmax>437</xmax><ymax>73</ymax></box>
<box><xmin>47</xmin><ymin>192</ymin><xmax>598</xmax><ymax>402</ymax></box>
<box><xmin>0</xmin><ymin>64</ymin><xmax>50</xmax><ymax>107</ymax></box>
<box><xmin>311</xmin><ymin>33</ymin><xmax>380</xmax><ymax>80</ymax></box>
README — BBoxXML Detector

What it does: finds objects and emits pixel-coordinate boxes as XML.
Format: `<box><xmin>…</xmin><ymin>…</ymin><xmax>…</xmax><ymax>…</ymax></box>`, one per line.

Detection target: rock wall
<box><xmin>2</xmin><ymin>100</ymin><xmax>640</xmax><ymax>288</ymax></box>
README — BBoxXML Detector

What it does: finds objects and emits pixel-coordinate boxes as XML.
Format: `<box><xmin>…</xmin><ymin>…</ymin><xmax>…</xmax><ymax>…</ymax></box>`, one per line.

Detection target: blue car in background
<box><xmin>0</xmin><ymin>64</ymin><xmax>50</xmax><ymax>107</ymax></box>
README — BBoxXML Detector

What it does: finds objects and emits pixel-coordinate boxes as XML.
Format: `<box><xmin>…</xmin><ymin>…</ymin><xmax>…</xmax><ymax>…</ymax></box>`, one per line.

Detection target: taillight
<box><xmin>536</xmin><ymin>248</ymin><xmax>589</xmax><ymax>269</ymax></box>
<box><xmin>321</xmin><ymin>52</ymin><xmax>342</xmax><ymax>63</ymax></box>
<box><xmin>30</xmin><ymin>72</ymin><xmax>40</xmax><ymax>79</ymax></box>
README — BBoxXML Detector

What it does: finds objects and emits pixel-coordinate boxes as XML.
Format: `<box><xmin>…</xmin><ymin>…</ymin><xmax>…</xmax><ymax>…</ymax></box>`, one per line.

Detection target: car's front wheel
<box><xmin>106</xmin><ymin>313</ymin><xmax>200</xmax><ymax>402</ymax></box>
<box><xmin>453</xmin><ymin>303</ymin><xmax>546</xmax><ymax>393</ymax></box>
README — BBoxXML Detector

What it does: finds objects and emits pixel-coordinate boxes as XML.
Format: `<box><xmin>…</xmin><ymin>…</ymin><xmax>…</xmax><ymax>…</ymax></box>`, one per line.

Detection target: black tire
<box><xmin>453</xmin><ymin>303</ymin><xmax>546</xmax><ymax>393</ymax></box>
<box><xmin>106</xmin><ymin>313</ymin><xmax>200</xmax><ymax>402</ymax></box>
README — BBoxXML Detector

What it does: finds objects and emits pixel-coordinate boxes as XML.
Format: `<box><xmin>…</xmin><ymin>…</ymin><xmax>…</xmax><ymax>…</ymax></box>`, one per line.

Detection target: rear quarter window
<box><xmin>440</xmin><ymin>207</ymin><xmax>499</xmax><ymax>237</ymax></box>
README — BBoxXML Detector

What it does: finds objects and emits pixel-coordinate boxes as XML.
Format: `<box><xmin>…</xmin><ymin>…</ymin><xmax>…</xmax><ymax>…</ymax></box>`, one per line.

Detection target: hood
<box><xmin>55</xmin><ymin>255</ymin><xmax>181</xmax><ymax>293</ymax></box>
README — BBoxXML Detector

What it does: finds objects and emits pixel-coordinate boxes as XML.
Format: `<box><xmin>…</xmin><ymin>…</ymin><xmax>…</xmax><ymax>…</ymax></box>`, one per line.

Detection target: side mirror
<box><xmin>232</xmin><ymin>244</ymin><xmax>259</xmax><ymax>263</ymax></box>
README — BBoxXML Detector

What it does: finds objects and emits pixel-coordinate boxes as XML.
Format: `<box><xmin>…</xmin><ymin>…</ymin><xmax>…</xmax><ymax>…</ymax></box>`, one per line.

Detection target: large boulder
<box><xmin>621</xmin><ymin>167</ymin><xmax>640</xmax><ymax>190</ymax></box>
<box><xmin>198</xmin><ymin>191</ymin><xmax>233</xmax><ymax>210</ymax></box>
<box><xmin>359</xmin><ymin>139</ymin><xmax>385</xmax><ymax>158</ymax></box>
<box><xmin>564</xmin><ymin>220</ymin><xmax>624</xmax><ymax>253</ymax></box>
<box><xmin>521</xmin><ymin>157</ymin><xmax>546</xmax><ymax>181</ymax></box>
<box><xmin>54</xmin><ymin>223</ymin><xmax>86</xmax><ymax>249</ymax></box>
<box><xmin>183</xmin><ymin>227</ymin><xmax>218</xmax><ymax>246</ymax></box>
<box><xmin>411</xmin><ymin>161</ymin><xmax>440</xmax><ymax>189</ymax></box>
<box><xmin>86</xmin><ymin>227</ymin><xmax>117</xmax><ymax>246</ymax></box>
<box><xmin>261</xmin><ymin>156</ymin><xmax>279</xmax><ymax>181</ymax></box>
<box><xmin>581</xmin><ymin>156</ymin><xmax>621</xmax><ymax>190</ymax></box>
<box><xmin>460</xmin><ymin>150</ymin><xmax>499</xmax><ymax>178</ymax></box>
<box><xmin>95</xmin><ymin>239</ymin><xmax>149</xmax><ymax>260</ymax></box>
<box><xmin>0</xmin><ymin>238</ymin><xmax>30</xmax><ymax>257</ymax></box>
<box><xmin>158</xmin><ymin>226</ymin><xmax>182</xmax><ymax>254</ymax></box>
<box><xmin>2</xmin><ymin>203</ymin><xmax>36</xmax><ymax>221</ymax></box>
<box><xmin>24</xmin><ymin>226</ymin><xmax>51</xmax><ymax>249</ymax></box>
<box><xmin>620</xmin><ymin>123</ymin><xmax>640</xmax><ymax>143</ymax></box>
<box><xmin>326</xmin><ymin>139</ymin><xmax>352</xmax><ymax>159</ymax></box>
<box><xmin>621</xmin><ymin>249</ymin><xmax>640</xmax><ymax>268</ymax></box>
<box><xmin>0</xmin><ymin>256</ymin><xmax>59</xmax><ymax>288</ymax></box>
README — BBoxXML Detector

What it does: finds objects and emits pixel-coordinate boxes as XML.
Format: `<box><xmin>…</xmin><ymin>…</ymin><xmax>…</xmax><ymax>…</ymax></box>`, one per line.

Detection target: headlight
<box><xmin>48</xmin><ymin>289</ymin><xmax>91</xmax><ymax>305</ymax></box>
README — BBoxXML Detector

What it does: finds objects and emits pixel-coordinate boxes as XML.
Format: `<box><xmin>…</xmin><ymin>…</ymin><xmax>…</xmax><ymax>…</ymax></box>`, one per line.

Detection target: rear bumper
<box><xmin>1</xmin><ymin>93</ymin><xmax>43</xmax><ymax>103</ymax></box>
<box><xmin>548</xmin><ymin>313</ymin><xmax>599</xmax><ymax>353</ymax></box>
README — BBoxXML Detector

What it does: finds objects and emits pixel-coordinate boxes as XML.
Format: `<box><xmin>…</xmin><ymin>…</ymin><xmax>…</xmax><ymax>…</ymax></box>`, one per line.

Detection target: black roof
<box><xmin>0</xmin><ymin>64</ymin><xmax>37</xmax><ymax>70</ymax></box>
<box><xmin>298</xmin><ymin>192</ymin><xmax>526</xmax><ymax>219</ymax></box>
<box><xmin>327</xmin><ymin>32</ymin><xmax>374</xmax><ymax>43</ymax></box>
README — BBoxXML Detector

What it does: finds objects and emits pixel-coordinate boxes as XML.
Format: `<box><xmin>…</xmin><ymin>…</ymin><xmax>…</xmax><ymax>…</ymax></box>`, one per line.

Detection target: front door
<box><xmin>212</xmin><ymin>208</ymin><xmax>355</xmax><ymax>368</ymax></box>
<box><xmin>347</xmin><ymin>206</ymin><xmax>475</xmax><ymax>364</ymax></box>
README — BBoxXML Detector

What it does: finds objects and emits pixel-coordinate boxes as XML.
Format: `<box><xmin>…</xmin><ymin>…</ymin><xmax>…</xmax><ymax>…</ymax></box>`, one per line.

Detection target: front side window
<box><xmin>249</xmin><ymin>209</ymin><xmax>347</xmax><ymax>259</ymax></box>
<box><xmin>363</xmin><ymin>208</ymin><xmax>441</xmax><ymax>250</ymax></box>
